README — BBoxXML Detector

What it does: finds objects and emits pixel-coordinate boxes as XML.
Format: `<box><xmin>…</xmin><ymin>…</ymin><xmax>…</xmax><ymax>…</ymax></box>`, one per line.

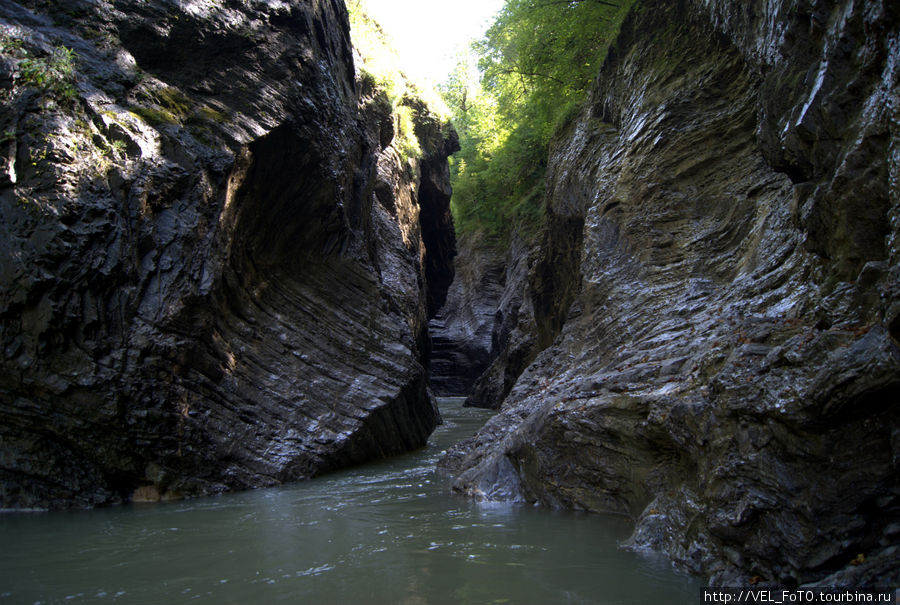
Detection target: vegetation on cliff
<box><xmin>0</xmin><ymin>34</ymin><xmax>77</xmax><ymax>103</ymax></box>
<box><xmin>443</xmin><ymin>0</ymin><xmax>634</xmax><ymax>239</ymax></box>
<box><xmin>444</xmin><ymin>0</ymin><xmax>900</xmax><ymax>587</ymax></box>
<box><xmin>347</xmin><ymin>0</ymin><xmax>450</xmax><ymax>165</ymax></box>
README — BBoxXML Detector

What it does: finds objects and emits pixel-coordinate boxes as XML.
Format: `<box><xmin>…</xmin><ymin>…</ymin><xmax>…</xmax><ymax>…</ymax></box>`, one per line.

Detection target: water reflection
<box><xmin>0</xmin><ymin>398</ymin><xmax>702</xmax><ymax>604</ymax></box>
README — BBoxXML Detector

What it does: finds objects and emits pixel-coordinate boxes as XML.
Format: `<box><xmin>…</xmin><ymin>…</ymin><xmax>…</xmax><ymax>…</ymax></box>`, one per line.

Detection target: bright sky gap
<box><xmin>360</xmin><ymin>0</ymin><xmax>506</xmax><ymax>83</ymax></box>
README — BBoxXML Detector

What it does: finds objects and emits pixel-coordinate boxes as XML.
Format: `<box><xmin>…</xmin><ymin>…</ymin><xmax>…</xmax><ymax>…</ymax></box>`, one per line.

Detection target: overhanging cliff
<box><xmin>445</xmin><ymin>0</ymin><xmax>899</xmax><ymax>586</ymax></box>
<box><xmin>0</xmin><ymin>0</ymin><xmax>455</xmax><ymax>509</ymax></box>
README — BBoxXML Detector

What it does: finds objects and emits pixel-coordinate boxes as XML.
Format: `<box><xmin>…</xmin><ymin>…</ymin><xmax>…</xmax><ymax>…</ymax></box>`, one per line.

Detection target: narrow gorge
<box><xmin>1</xmin><ymin>0</ymin><xmax>898</xmax><ymax>594</ymax></box>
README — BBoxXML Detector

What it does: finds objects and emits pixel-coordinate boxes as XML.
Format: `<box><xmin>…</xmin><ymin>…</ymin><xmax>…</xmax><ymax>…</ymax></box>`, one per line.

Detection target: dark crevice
<box><xmin>419</xmin><ymin>147</ymin><xmax>459</xmax><ymax>319</ymax></box>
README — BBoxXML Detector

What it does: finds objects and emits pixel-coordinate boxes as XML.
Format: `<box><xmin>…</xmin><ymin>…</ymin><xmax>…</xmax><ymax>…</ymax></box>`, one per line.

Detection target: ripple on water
<box><xmin>0</xmin><ymin>399</ymin><xmax>702</xmax><ymax>605</ymax></box>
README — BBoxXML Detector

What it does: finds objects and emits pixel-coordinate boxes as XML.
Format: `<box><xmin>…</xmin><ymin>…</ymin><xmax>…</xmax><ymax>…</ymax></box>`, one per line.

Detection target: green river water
<box><xmin>0</xmin><ymin>398</ymin><xmax>703</xmax><ymax>604</ymax></box>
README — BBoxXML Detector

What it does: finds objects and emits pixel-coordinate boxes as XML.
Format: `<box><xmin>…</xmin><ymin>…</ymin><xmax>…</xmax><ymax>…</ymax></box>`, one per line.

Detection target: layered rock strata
<box><xmin>445</xmin><ymin>0</ymin><xmax>899</xmax><ymax>586</ymax></box>
<box><xmin>428</xmin><ymin>231</ymin><xmax>505</xmax><ymax>396</ymax></box>
<box><xmin>0</xmin><ymin>0</ymin><xmax>454</xmax><ymax>509</ymax></box>
<box><xmin>462</xmin><ymin>219</ymin><xmax>584</xmax><ymax>409</ymax></box>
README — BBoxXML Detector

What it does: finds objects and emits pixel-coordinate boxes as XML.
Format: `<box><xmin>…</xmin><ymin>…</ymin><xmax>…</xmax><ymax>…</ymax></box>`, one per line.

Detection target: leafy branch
<box><xmin>443</xmin><ymin>0</ymin><xmax>636</xmax><ymax>240</ymax></box>
<box><xmin>17</xmin><ymin>45</ymin><xmax>78</xmax><ymax>102</ymax></box>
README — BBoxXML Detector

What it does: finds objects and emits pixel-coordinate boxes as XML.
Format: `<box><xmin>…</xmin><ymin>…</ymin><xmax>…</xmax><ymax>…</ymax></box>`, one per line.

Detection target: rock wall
<box><xmin>459</xmin><ymin>232</ymin><xmax>541</xmax><ymax>408</ymax></box>
<box><xmin>445</xmin><ymin>0</ymin><xmax>899</xmax><ymax>586</ymax></box>
<box><xmin>0</xmin><ymin>0</ymin><xmax>454</xmax><ymax>509</ymax></box>
<box><xmin>428</xmin><ymin>221</ymin><xmax>576</xmax><ymax>406</ymax></box>
<box><xmin>428</xmin><ymin>231</ymin><xmax>505</xmax><ymax>396</ymax></box>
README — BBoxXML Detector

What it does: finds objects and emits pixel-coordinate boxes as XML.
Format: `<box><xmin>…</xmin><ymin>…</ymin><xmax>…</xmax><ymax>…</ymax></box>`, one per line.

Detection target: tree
<box><xmin>445</xmin><ymin>0</ymin><xmax>635</xmax><ymax>240</ymax></box>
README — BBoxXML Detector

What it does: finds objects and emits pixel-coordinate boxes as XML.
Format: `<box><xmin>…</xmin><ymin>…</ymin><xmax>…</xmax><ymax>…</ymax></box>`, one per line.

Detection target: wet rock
<box><xmin>446</xmin><ymin>0</ymin><xmax>899</xmax><ymax>586</ymax></box>
<box><xmin>0</xmin><ymin>0</ymin><xmax>453</xmax><ymax>509</ymax></box>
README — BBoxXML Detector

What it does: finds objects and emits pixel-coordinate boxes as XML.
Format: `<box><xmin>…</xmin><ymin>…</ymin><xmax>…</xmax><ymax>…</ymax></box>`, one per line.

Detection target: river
<box><xmin>0</xmin><ymin>398</ymin><xmax>702</xmax><ymax>604</ymax></box>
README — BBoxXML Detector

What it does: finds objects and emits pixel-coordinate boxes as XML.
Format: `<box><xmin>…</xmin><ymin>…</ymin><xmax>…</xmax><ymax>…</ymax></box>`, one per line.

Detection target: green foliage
<box><xmin>347</xmin><ymin>0</ymin><xmax>404</xmax><ymax>100</ymax></box>
<box><xmin>107</xmin><ymin>139</ymin><xmax>127</xmax><ymax>157</ymax></box>
<box><xmin>394</xmin><ymin>104</ymin><xmax>422</xmax><ymax>162</ymax></box>
<box><xmin>15</xmin><ymin>44</ymin><xmax>78</xmax><ymax>102</ymax></box>
<box><xmin>0</xmin><ymin>32</ymin><xmax>24</xmax><ymax>54</ymax></box>
<box><xmin>347</xmin><ymin>1</ymin><xmax>448</xmax><ymax>115</ymax></box>
<box><xmin>156</xmin><ymin>86</ymin><xmax>192</xmax><ymax>120</ymax></box>
<box><xmin>347</xmin><ymin>0</ymin><xmax>449</xmax><ymax>168</ymax></box>
<box><xmin>196</xmin><ymin>105</ymin><xmax>227</xmax><ymax>123</ymax></box>
<box><xmin>130</xmin><ymin>85</ymin><xmax>193</xmax><ymax>126</ymax></box>
<box><xmin>129</xmin><ymin>105</ymin><xmax>170</xmax><ymax>127</ymax></box>
<box><xmin>480</xmin><ymin>0</ymin><xmax>633</xmax><ymax>134</ymax></box>
<box><xmin>445</xmin><ymin>0</ymin><xmax>635</xmax><ymax>240</ymax></box>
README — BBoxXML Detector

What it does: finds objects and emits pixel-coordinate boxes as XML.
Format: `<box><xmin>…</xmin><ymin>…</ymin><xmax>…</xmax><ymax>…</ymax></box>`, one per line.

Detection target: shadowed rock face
<box><xmin>428</xmin><ymin>232</ymin><xmax>506</xmax><ymax>397</ymax></box>
<box><xmin>0</xmin><ymin>0</ymin><xmax>453</xmax><ymax>509</ymax></box>
<box><xmin>418</xmin><ymin>117</ymin><xmax>460</xmax><ymax>318</ymax></box>
<box><xmin>445</xmin><ymin>0</ymin><xmax>899</xmax><ymax>586</ymax></box>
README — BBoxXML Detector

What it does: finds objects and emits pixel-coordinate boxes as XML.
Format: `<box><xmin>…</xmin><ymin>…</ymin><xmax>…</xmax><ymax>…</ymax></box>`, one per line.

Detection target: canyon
<box><xmin>1</xmin><ymin>0</ymin><xmax>898</xmax><ymax>589</ymax></box>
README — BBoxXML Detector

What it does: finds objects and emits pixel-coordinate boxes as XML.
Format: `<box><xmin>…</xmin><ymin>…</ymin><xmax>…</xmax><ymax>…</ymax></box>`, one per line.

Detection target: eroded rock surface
<box><xmin>0</xmin><ymin>0</ymin><xmax>454</xmax><ymax>509</ymax></box>
<box><xmin>445</xmin><ymin>0</ymin><xmax>899</xmax><ymax>586</ymax></box>
<box><xmin>460</xmin><ymin>232</ymin><xmax>541</xmax><ymax>409</ymax></box>
<box><xmin>428</xmin><ymin>231</ymin><xmax>505</xmax><ymax>397</ymax></box>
